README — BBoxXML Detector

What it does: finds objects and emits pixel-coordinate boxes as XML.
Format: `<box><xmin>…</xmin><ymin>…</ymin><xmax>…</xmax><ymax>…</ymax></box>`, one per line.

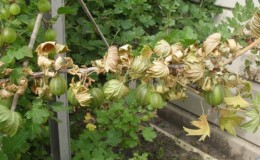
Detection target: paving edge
<box><xmin>157</xmin><ymin>103</ymin><xmax>260</xmax><ymax>160</ymax></box>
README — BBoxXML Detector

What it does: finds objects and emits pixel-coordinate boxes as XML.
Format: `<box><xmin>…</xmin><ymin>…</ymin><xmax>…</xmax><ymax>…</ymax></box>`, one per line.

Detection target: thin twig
<box><xmin>11</xmin><ymin>13</ymin><xmax>43</xmax><ymax>111</ymax></box>
<box><xmin>78</xmin><ymin>0</ymin><xmax>110</xmax><ymax>48</ymax></box>
<box><xmin>223</xmin><ymin>38</ymin><xmax>260</xmax><ymax>66</ymax></box>
<box><xmin>32</xmin><ymin>67</ymin><xmax>98</xmax><ymax>78</ymax></box>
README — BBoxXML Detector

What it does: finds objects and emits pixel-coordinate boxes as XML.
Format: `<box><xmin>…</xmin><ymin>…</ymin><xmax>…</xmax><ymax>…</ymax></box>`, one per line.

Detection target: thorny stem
<box><xmin>78</xmin><ymin>0</ymin><xmax>110</xmax><ymax>48</ymax></box>
<box><xmin>32</xmin><ymin>67</ymin><xmax>98</xmax><ymax>78</ymax></box>
<box><xmin>11</xmin><ymin>13</ymin><xmax>43</xmax><ymax>111</ymax></box>
<box><xmin>223</xmin><ymin>37</ymin><xmax>260</xmax><ymax>66</ymax></box>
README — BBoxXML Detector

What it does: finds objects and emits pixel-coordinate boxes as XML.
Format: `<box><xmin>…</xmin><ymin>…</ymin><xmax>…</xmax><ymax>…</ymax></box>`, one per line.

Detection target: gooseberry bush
<box><xmin>0</xmin><ymin>0</ymin><xmax>260</xmax><ymax>159</ymax></box>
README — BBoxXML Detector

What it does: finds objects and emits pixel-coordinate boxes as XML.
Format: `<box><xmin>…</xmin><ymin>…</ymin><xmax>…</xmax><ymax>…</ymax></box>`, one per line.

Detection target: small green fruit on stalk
<box><xmin>136</xmin><ymin>83</ymin><xmax>152</xmax><ymax>106</ymax></box>
<box><xmin>149</xmin><ymin>92</ymin><xmax>165</xmax><ymax>109</ymax></box>
<box><xmin>203</xmin><ymin>84</ymin><xmax>225</xmax><ymax>106</ymax></box>
<box><xmin>67</xmin><ymin>87</ymin><xmax>79</xmax><ymax>106</ymax></box>
<box><xmin>49</xmin><ymin>75</ymin><xmax>67</xmax><ymax>96</ymax></box>
<box><xmin>90</xmin><ymin>88</ymin><xmax>105</xmax><ymax>107</ymax></box>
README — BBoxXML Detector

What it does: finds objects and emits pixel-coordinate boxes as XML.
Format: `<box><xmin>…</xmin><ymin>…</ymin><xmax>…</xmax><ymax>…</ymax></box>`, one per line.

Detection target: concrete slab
<box><xmin>158</xmin><ymin>103</ymin><xmax>260</xmax><ymax>160</ymax></box>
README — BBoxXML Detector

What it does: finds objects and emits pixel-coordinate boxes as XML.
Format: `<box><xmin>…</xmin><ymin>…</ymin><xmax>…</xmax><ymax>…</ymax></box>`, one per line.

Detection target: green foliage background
<box><xmin>65</xmin><ymin>0</ymin><xmax>222</xmax><ymax>64</ymax></box>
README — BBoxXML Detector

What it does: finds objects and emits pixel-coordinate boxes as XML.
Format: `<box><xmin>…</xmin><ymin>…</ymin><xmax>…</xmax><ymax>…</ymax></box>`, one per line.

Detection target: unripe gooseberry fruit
<box><xmin>37</xmin><ymin>0</ymin><xmax>51</xmax><ymax>13</ymax></box>
<box><xmin>203</xmin><ymin>84</ymin><xmax>225</xmax><ymax>106</ymax></box>
<box><xmin>90</xmin><ymin>88</ymin><xmax>105</xmax><ymax>107</ymax></box>
<box><xmin>67</xmin><ymin>87</ymin><xmax>79</xmax><ymax>106</ymax></box>
<box><xmin>9</xmin><ymin>3</ymin><xmax>21</xmax><ymax>16</ymax></box>
<box><xmin>136</xmin><ymin>84</ymin><xmax>152</xmax><ymax>106</ymax></box>
<box><xmin>0</xmin><ymin>34</ymin><xmax>4</xmax><ymax>47</ymax></box>
<box><xmin>49</xmin><ymin>75</ymin><xmax>67</xmax><ymax>96</ymax></box>
<box><xmin>44</xmin><ymin>29</ymin><xmax>56</xmax><ymax>41</ymax></box>
<box><xmin>2</xmin><ymin>28</ymin><xmax>17</xmax><ymax>44</ymax></box>
<box><xmin>0</xmin><ymin>8</ymin><xmax>10</xmax><ymax>19</ymax></box>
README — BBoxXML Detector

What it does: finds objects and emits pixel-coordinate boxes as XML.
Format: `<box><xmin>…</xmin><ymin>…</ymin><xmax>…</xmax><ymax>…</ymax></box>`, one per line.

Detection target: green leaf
<box><xmin>7</xmin><ymin>46</ymin><xmax>33</xmax><ymax>60</ymax></box>
<box><xmin>0</xmin><ymin>55</ymin><xmax>14</xmax><ymax>64</ymax></box>
<box><xmin>25</xmin><ymin>100</ymin><xmax>49</xmax><ymax>124</ymax></box>
<box><xmin>10</xmin><ymin>67</ymin><xmax>23</xmax><ymax>82</ymax></box>
<box><xmin>142</xmin><ymin>127</ymin><xmax>156</xmax><ymax>142</ymax></box>
<box><xmin>105</xmin><ymin>130</ymin><xmax>122</xmax><ymax>147</ymax></box>
<box><xmin>241</xmin><ymin>93</ymin><xmax>260</xmax><ymax>132</ymax></box>
<box><xmin>0</xmin><ymin>151</ymin><xmax>8</xmax><ymax>160</ymax></box>
<box><xmin>2</xmin><ymin>131</ymin><xmax>29</xmax><ymax>155</ymax></box>
<box><xmin>50</xmin><ymin>101</ymin><xmax>70</xmax><ymax>112</ymax></box>
<box><xmin>58</xmin><ymin>6</ymin><xmax>77</xmax><ymax>15</ymax></box>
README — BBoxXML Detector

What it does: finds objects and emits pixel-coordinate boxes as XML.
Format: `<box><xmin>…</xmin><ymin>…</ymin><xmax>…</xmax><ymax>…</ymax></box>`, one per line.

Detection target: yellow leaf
<box><xmin>183</xmin><ymin>115</ymin><xmax>210</xmax><ymax>141</ymax></box>
<box><xmin>86</xmin><ymin>123</ymin><xmax>96</xmax><ymax>131</ymax></box>
<box><xmin>84</xmin><ymin>113</ymin><xmax>93</xmax><ymax>123</ymax></box>
<box><xmin>219</xmin><ymin>110</ymin><xmax>244</xmax><ymax>136</ymax></box>
<box><xmin>224</xmin><ymin>95</ymin><xmax>249</xmax><ymax>108</ymax></box>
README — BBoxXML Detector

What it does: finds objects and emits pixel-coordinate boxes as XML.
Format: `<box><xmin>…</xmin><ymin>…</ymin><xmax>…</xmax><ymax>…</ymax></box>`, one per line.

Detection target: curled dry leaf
<box><xmin>202</xmin><ymin>76</ymin><xmax>213</xmax><ymax>91</ymax></box>
<box><xmin>154</xmin><ymin>40</ymin><xmax>171</xmax><ymax>57</ymax></box>
<box><xmin>55</xmin><ymin>44</ymin><xmax>70</xmax><ymax>53</ymax></box>
<box><xmin>183</xmin><ymin>62</ymin><xmax>204</xmax><ymax>82</ymax></box>
<box><xmin>6</xmin><ymin>84</ymin><xmax>18</xmax><ymax>92</ymax></box>
<box><xmin>203</xmin><ymin>33</ymin><xmax>221</xmax><ymax>56</ymax></box>
<box><xmin>64</xmin><ymin>57</ymin><xmax>74</xmax><ymax>68</ymax></box>
<box><xmin>140</xmin><ymin>44</ymin><xmax>153</xmax><ymax>58</ymax></box>
<box><xmin>155</xmin><ymin>80</ymin><xmax>169</xmax><ymax>94</ymax></box>
<box><xmin>70</xmin><ymin>80</ymin><xmax>92</xmax><ymax>107</ymax></box>
<box><xmin>43</xmin><ymin>69</ymin><xmax>56</xmax><ymax>77</ymax></box>
<box><xmin>22</xmin><ymin>67</ymin><xmax>34</xmax><ymax>75</ymax></box>
<box><xmin>54</xmin><ymin>55</ymin><xmax>64</xmax><ymax>70</ymax></box>
<box><xmin>0</xmin><ymin>89</ymin><xmax>13</xmax><ymax>98</ymax></box>
<box><xmin>171</xmin><ymin>43</ymin><xmax>184</xmax><ymax>62</ymax></box>
<box><xmin>36</xmin><ymin>84</ymin><xmax>52</xmax><ymax>100</ymax></box>
<box><xmin>91</xmin><ymin>59</ymin><xmax>105</xmax><ymax>74</ymax></box>
<box><xmin>104</xmin><ymin>46</ymin><xmax>119</xmax><ymax>72</ymax></box>
<box><xmin>2</xmin><ymin>68</ymin><xmax>13</xmax><ymax>75</ymax></box>
<box><xmin>227</xmin><ymin>39</ymin><xmax>237</xmax><ymax>52</ymax></box>
<box><xmin>37</xmin><ymin>56</ymin><xmax>53</xmax><ymax>69</ymax></box>
<box><xmin>249</xmin><ymin>12</ymin><xmax>260</xmax><ymax>38</ymax></box>
<box><xmin>36</xmin><ymin>41</ymin><xmax>56</xmax><ymax>56</ymax></box>
<box><xmin>147</xmin><ymin>60</ymin><xmax>169</xmax><ymax>78</ymax></box>
<box><xmin>118</xmin><ymin>44</ymin><xmax>133</xmax><ymax>70</ymax></box>
<box><xmin>68</xmin><ymin>64</ymin><xmax>80</xmax><ymax>75</ymax></box>
<box><xmin>17</xmin><ymin>77</ymin><xmax>28</xmax><ymax>95</ymax></box>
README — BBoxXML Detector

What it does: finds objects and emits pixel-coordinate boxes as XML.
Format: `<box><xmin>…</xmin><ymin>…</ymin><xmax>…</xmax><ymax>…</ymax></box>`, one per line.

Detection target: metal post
<box><xmin>51</xmin><ymin>0</ymin><xmax>71</xmax><ymax>159</ymax></box>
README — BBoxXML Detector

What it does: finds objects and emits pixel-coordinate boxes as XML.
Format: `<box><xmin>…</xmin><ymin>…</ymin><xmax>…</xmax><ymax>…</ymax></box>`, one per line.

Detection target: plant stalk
<box><xmin>78</xmin><ymin>0</ymin><xmax>110</xmax><ymax>48</ymax></box>
<box><xmin>223</xmin><ymin>37</ymin><xmax>260</xmax><ymax>66</ymax></box>
<box><xmin>11</xmin><ymin>13</ymin><xmax>43</xmax><ymax>111</ymax></box>
<box><xmin>32</xmin><ymin>67</ymin><xmax>98</xmax><ymax>78</ymax></box>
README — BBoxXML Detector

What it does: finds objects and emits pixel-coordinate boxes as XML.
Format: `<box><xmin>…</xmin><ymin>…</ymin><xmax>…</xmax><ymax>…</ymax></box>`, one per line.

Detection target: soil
<box><xmin>124</xmin><ymin>117</ymin><xmax>237</xmax><ymax>160</ymax></box>
<box><xmin>151</xmin><ymin>117</ymin><xmax>238</xmax><ymax>160</ymax></box>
